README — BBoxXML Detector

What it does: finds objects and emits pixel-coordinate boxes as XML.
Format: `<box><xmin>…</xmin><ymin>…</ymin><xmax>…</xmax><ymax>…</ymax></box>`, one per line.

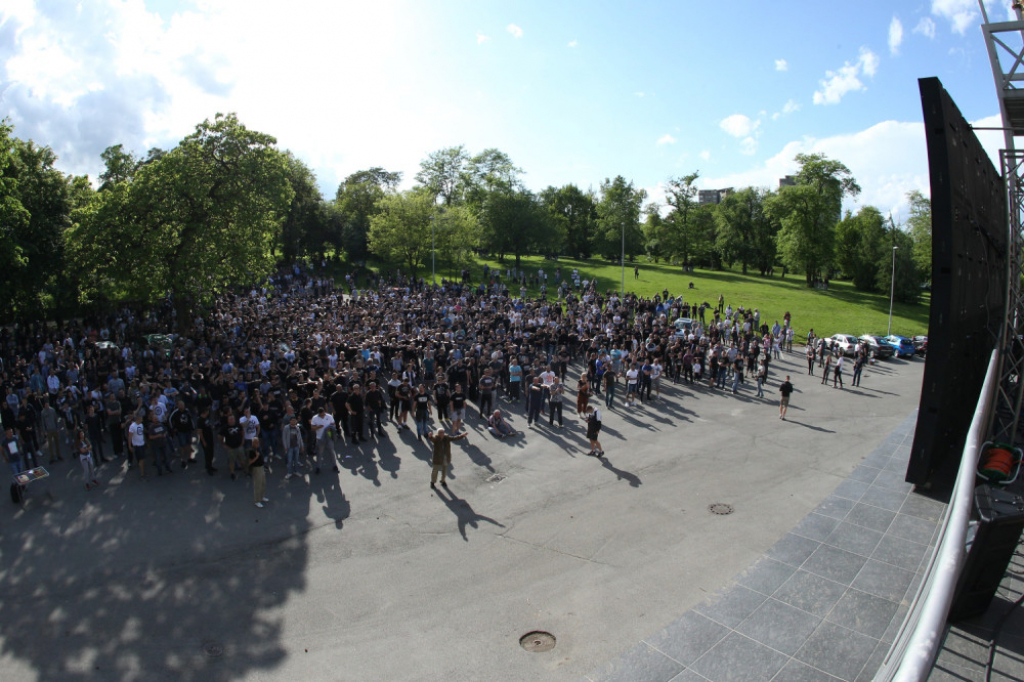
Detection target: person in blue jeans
<box><xmin>2</xmin><ymin>426</ymin><xmax>25</xmax><ymax>476</ymax></box>
<box><xmin>282</xmin><ymin>416</ymin><xmax>303</xmax><ymax>478</ymax></box>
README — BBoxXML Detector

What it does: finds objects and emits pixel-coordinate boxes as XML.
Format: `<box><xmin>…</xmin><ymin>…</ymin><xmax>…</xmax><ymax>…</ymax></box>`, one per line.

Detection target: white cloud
<box><xmin>657</xmin><ymin>134</ymin><xmax>677</xmax><ymax>146</ymax></box>
<box><xmin>476</xmin><ymin>31</ymin><xmax>490</xmax><ymax>45</ymax></box>
<box><xmin>568</xmin><ymin>39</ymin><xmax>577</xmax><ymax>48</ymax></box>
<box><xmin>507</xmin><ymin>23</ymin><xmax>523</xmax><ymax>38</ymax></box>
<box><xmin>914</xmin><ymin>17</ymin><xmax>937</xmax><ymax>39</ymax></box>
<box><xmin>932</xmin><ymin>0</ymin><xmax>978</xmax><ymax>35</ymax></box>
<box><xmin>813</xmin><ymin>47</ymin><xmax>879</xmax><ymax>105</ymax></box>
<box><xmin>699</xmin><ymin>150</ymin><xmax>711</xmax><ymax>161</ymax></box>
<box><xmin>889</xmin><ymin>17</ymin><xmax>904</xmax><ymax>55</ymax></box>
<box><xmin>775</xmin><ymin>58</ymin><xmax>788</xmax><ymax>71</ymax></box>
<box><xmin>772</xmin><ymin>99</ymin><xmax>800</xmax><ymax>121</ymax></box>
<box><xmin>740</xmin><ymin>137</ymin><xmax>758</xmax><ymax>155</ymax></box>
<box><xmin>698</xmin><ymin>117</ymin><xmax>1008</xmax><ymax>222</ymax></box>
<box><xmin>719</xmin><ymin>114</ymin><xmax>760</xmax><ymax>138</ymax></box>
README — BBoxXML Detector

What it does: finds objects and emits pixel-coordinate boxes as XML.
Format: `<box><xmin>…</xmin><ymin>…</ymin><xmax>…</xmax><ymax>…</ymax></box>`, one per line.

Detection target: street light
<box><xmin>620</xmin><ymin>221</ymin><xmax>625</xmax><ymax>300</ymax></box>
<box><xmin>887</xmin><ymin>245</ymin><xmax>898</xmax><ymax>336</ymax></box>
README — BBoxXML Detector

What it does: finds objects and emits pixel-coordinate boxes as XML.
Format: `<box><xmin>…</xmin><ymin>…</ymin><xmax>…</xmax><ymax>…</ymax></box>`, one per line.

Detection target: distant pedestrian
<box><xmin>806</xmin><ymin>343</ymin><xmax>815</xmax><ymax>375</ymax></box>
<box><xmin>548</xmin><ymin>377</ymin><xmax>564</xmax><ymax>426</ymax></box>
<box><xmin>75</xmin><ymin>429</ymin><xmax>99</xmax><ymax>491</ymax></box>
<box><xmin>779</xmin><ymin>375</ymin><xmax>793</xmax><ymax>420</ymax></box>
<box><xmin>833</xmin><ymin>355</ymin><xmax>844</xmax><ymax>389</ymax></box>
<box><xmin>527</xmin><ymin>377</ymin><xmax>544</xmax><ymax>426</ymax></box>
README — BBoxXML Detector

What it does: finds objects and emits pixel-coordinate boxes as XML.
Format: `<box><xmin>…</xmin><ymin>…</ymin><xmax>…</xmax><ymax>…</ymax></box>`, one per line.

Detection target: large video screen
<box><xmin>907</xmin><ymin>77</ymin><xmax>1007</xmax><ymax>491</ymax></box>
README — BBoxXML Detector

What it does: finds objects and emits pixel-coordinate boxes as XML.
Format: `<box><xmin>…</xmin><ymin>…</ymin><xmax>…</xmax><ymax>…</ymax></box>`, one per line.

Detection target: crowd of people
<box><xmin>1</xmin><ymin>262</ymin><xmax>812</xmax><ymax>508</ymax></box>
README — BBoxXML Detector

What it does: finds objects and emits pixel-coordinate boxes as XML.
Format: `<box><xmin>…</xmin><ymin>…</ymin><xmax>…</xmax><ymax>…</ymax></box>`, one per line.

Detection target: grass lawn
<box><xmin>332</xmin><ymin>254</ymin><xmax>931</xmax><ymax>343</ymax></box>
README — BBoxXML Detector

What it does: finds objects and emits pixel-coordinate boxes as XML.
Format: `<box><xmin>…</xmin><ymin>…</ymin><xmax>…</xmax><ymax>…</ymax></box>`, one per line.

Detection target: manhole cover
<box><xmin>487</xmin><ymin>473</ymin><xmax>506</xmax><ymax>483</ymax></box>
<box><xmin>520</xmin><ymin>631</ymin><xmax>556</xmax><ymax>652</ymax></box>
<box><xmin>708</xmin><ymin>503</ymin><xmax>734</xmax><ymax>515</ymax></box>
<box><xmin>202</xmin><ymin>640</ymin><xmax>224</xmax><ymax>658</ymax></box>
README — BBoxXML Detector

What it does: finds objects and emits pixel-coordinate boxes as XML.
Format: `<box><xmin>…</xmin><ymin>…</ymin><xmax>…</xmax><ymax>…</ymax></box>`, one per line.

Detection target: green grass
<box><xmin>329</xmin><ymin>254</ymin><xmax>931</xmax><ymax>343</ymax></box>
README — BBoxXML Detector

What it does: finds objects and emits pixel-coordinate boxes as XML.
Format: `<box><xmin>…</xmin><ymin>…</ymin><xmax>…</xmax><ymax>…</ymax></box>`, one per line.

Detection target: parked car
<box><xmin>881</xmin><ymin>335</ymin><xmax>916</xmax><ymax>359</ymax></box>
<box><xmin>826</xmin><ymin>334</ymin><xmax>860</xmax><ymax>357</ymax></box>
<box><xmin>913</xmin><ymin>335</ymin><xmax>928</xmax><ymax>356</ymax></box>
<box><xmin>859</xmin><ymin>335</ymin><xmax>894</xmax><ymax>360</ymax></box>
<box><xmin>673</xmin><ymin>318</ymin><xmax>694</xmax><ymax>339</ymax></box>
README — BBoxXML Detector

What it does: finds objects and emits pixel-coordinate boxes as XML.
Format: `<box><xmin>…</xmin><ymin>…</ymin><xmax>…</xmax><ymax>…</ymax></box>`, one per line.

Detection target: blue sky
<box><xmin>0</xmin><ymin>0</ymin><xmax>1012</xmax><ymax>221</ymax></box>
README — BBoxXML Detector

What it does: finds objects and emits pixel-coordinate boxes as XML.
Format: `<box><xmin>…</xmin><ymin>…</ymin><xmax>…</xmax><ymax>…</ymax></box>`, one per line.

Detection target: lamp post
<box><xmin>887</xmin><ymin>245</ymin><xmax>898</xmax><ymax>335</ymax></box>
<box><xmin>620</xmin><ymin>221</ymin><xmax>625</xmax><ymax>300</ymax></box>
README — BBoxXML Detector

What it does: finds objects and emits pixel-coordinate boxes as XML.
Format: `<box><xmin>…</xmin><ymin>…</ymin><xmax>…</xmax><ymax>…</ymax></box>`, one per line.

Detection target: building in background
<box><xmin>698</xmin><ymin>188</ymin><xmax>733</xmax><ymax>205</ymax></box>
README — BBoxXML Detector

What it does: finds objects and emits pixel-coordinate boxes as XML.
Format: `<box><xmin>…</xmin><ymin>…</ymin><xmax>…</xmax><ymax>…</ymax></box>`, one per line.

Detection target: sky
<box><xmin>0</xmin><ymin>0</ymin><xmax>1017</xmax><ymax>223</ymax></box>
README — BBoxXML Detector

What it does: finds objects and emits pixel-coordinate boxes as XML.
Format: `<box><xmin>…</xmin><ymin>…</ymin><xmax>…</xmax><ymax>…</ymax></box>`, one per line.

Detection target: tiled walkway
<box><xmin>583</xmin><ymin>411</ymin><xmax>946</xmax><ymax>682</ymax></box>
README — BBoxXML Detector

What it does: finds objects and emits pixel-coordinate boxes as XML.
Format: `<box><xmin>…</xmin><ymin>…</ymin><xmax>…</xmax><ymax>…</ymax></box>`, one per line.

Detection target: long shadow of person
<box><xmin>461</xmin><ymin>442</ymin><xmax>495</xmax><ymax>473</ymax></box>
<box><xmin>311</xmin><ymin>471</ymin><xmax>351</xmax><ymax>529</ymax></box>
<box><xmin>373</xmin><ymin>435</ymin><xmax>402</xmax><ymax>479</ymax></box>
<box><xmin>600</xmin><ymin>456</ymin><xmax>642</xmax><ymax>488</ymax></box>
<box><xmin>434</xmin><ymin>487</ymin><xmax>505</xmax><ymax>541</ymax></box>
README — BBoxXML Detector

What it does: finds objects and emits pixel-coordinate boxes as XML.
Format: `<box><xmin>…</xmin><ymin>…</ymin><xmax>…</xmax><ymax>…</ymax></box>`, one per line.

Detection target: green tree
<box><xmin>464</xmin><ymin>149</ymin><xmax>522</xmax><ymax>207</ymax></box>
<box><xmin>834</xmin><ymin>206</ymin><xmax>886</xmax><ymax>290</ymax></box>
<box><xmin>278</xmin><ymin>153</ymin><xmax>328</xmax><ymax>263</ymax></box>
<box><xmin>768</xmin><ymin>153</ymin><xmax>860</xmax><ymax>285</ymax></box>
<box><xmin>334</xmin><ymin>167</ymin><xmax>402</xmax><ymax>261</ymax></box>
<box><xmin>715</xmin><ymin>187</ymin><xmax>778</xmax><ymax>275</ymax></box>
<box><xmin>68</xmin><ymin>113</ymin><xmax>294</xmax><ymax>325</ymax></box>
<box><xmin>595</xmin><ymin>175</ymin><xmax>645</xmax><ymax>260</ymax></box>
<box><xmin>0</xmin><ymin>121</ymin><xmax>32</xmax><ymax>319</ymax></box>
<box><xmin>663</xmin><ymin>172</ymin><xmax>702</xmax><ymax>266</ymax></box>
<box><xmin>367</xmin><ymin>189</ymin><xmax>435</xmax><ymax>278</ymax></box>
<box><xmin>540</xmin><ymin>184</ymin><xmax>597</xmax><ymax>259</ymax></box>
<box><xmin>481</xmin><ymin>188</ymin><xmax>558</xmax><ymax>266</ymax></box>
<box><xmin>877</xmin><ymin>226</ymin><xmax>919</xmax><ymax>304</ymax></box>
<box><xmin>431</xmin><ymin>205</ymin><xmax>480</xmax><ymax>280</ymax></box>
<box><xmin>906</xmin><ymin>189</ymin><xmax>931</xmax><ymax>284</ymax></box>
<box><xmin>415</xmin><ymin>145</ymin><xmax>470</xmax><ymax>206</ymax></box>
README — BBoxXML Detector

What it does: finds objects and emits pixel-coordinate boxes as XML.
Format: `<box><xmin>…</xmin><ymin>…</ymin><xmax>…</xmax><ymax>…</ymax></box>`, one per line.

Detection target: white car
<box><xmin>826</xmin><ymin>334</ymin><xmax>859</xmax><ymax>357</ymax></box>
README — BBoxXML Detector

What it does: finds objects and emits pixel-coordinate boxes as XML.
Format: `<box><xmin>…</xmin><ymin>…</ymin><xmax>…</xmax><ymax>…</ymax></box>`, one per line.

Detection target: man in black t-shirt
<box><xmin>478</xmin><ymin>368</ymin><xmax>496</xmax><ymax>417</ymax></box>
<box><xmin>779</xmin><ymin>375</ymin><xmax>794</xmax><ymax>420</ymax></box>
<box><xmin>218</xmin><ymin>413</ymin><xmax>246</xmax><ymax>480</ymax></box>
<box><xmin>450</xmin><ymin>384</ymin><xmax>467</xmax><ymax>434</ymax></box>
<box><xmin>346</xmin><ymin>384</ymin><xmax>365</xmax><ymax>443</ymax></box>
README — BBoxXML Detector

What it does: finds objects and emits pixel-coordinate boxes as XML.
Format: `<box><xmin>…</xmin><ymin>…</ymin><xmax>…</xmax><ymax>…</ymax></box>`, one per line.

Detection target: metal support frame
<box><xmin>991</xmin><ymin>150</ymin><xmax>1024</xmax><ymax>447</ymax></box>
<box><xmin>979</xmin><ymin>2</ymin><xmax>1024</xmax><ymax>150</ymax></box>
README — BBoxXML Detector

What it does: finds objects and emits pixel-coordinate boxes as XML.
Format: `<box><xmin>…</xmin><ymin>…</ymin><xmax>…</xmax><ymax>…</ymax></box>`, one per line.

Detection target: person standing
<box><xmin>820</xmin><ymin>352</ymin><xmax>832</xmax><ymax>385</ymax></box>
<box><xmin>346</xmin><ymin>384</ymin><xmax>365</xmax><ymax>444</ymax></box>
<box><xmin>428</xmin><ymin>427</ymin><xmax>468</xmax><ymax>489</ymax></box>
<box><xmin>282</xmin><ymin>415</ymin><xmax>304</xmax><ymax>478</ymax></box>
<box><xmin>526</xmin><ymin>377</ymin><xmax>545</xmax><ymax>426</ymax></box>
<box><xmin>197</xmin><ymin>405</ymin><xmax>217</xmax><ymax>475</ymax></box>
<box><xmin>2</xmin><ymin>426</ymin><xmax>25</xmax><ymax>476</ymax></box>
<box><xmin>218</xmin><ymin>412</ymin><xmax>246</xmax><ymax>480</ymax></box>
<box><xmin>147</xmin><ymin>411</ymin><xmax>173</xmax><ymax>476</ymax></box>
<box><xmin>127</xmin><ymin>411</ymin><xmax>147</xmax><ymax>479</ymax></box>
<box><xmin>576</xmin><ymin>373</ymin><xmax>590</xmax><ymax>416</ymax></box>
<box><xmin>604</xmin><ymin>365</ymin><xmax>617</xmax><ymax>408</ymax></box>
<box><xmin>507</xmin><ymin>359</ymin><xmax>522</xmax><ymax>404</ymax></box>
<box><xmin>548</xmin><ymin>377</ymin><xmax>564</xmax><ymax>426</ymax></box>
<box><xmin>756</xmin><ymin>360</ymin><xmax>767</xmax><ymax>398</ymax></box>
<box><xmin>806</xmin><ymin>343</ymin><xmax>815</xmax><ymax>376</ymax></box>
<box><xmin>310</xmin><ymin>405</ymin><xmax>337</xmax><ymax>473</ymax></box>
<box><xmin>852</xmin><ymin>354</ymin><xmax>866</xmax><ymax>387</ymax></box>
<box><xmin>625</xmin><ymin>363</ymin><xmax>639</xmax><ymax>407</ymax></box>
<box><xmin>250</xmin><ymin>436</ymin><xmax>269</xmax><ymax>508</ymax></box>
<box><xmin>779</xmin><ymin>375</ymin><xmax>793</xmax><ymax>420</ymax></box>
<box><xmin>413</xmin><ymin>384</ymin><xmax>433</xmax><ymax>440</ymax></box>
<box><xmin>478</xmin><ymin>368</ymin><xmax>496</xmax><ymax>418</ymax></box>
<box><xmin>833</xmin><ymin>355</ymin><xmax>845</xmax><ymax>389</ymax></box>
<box><xmin>75</xmin><ymin>429</ymin><xmax>100</xmax><ymax>491</ymax></box>
<box><xmin>39</xmin><ymin>399</ymin><xmax>61</xmax><ymax>464</ymax></box>
<box><xmin>365</xmin><ymin>382</ymin><xmax>387</xmax><ymax>437</ymax></box>
<box><xmin>583</xmin><ymin>405</ymin><xmax>604</xmax><ymax>457</ymax></box>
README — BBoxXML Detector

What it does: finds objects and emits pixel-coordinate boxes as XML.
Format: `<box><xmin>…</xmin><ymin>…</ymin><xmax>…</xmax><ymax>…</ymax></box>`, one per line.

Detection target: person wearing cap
<box><xmin>428</xmin><ymin>427</ymin><xmax>467</xmax><ymax>489</ymax></box>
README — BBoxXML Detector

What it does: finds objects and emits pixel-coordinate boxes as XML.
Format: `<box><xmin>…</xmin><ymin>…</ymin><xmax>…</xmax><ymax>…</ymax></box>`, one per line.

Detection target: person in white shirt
<box><xmin>625</xmin><ymin>364</ymin><xmax>640</xmax><ymax>407</ymax></box>
<box><xmin>127</xmin><ymin>411</ymin><xmax>148</xmax><ymax>479</ymax></box>
<box><xmin>310</xmin><ymin>406</ymin><xmax>337</xmax><ymax>474</ymax></box>
<box><xmin>651</xmin><ymin>360</ymin><xmax>664</xmax><ymax>398</ymax></box>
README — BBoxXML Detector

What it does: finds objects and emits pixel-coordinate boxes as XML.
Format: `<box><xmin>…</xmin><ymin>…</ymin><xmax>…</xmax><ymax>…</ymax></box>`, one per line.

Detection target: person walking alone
<box><xmin>779</xmin><ymin>375</ymin><xmax>793</xmax><ymax>420</ymax></box>
<box><xmin>250</xmin><ymin>436</ymin><xmax>269</xmax><ymax>508</ymax></box>
<box><xmin>428</xmin><ymin>427</ymin><xmax>467</xmax><ymax>489</ymax></box>
<box><xmin>583</xmin><ymin>405</ymin><xmax>604</xmax><ymax>457</ymax></box>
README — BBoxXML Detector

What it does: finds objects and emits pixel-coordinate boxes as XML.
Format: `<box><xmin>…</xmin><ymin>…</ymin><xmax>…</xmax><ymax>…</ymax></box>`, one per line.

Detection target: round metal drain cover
<box><xmin>708</xmin><ymin>503</ymin><xmax>734</xmax><ymax>516</ymax></box>
<box><xmin>202</xmin><ymin>640</ymin><xmax>224</xmax><ymax>658</ymax></box>
<box><xmin>520</xmin><ymin>631</ymin><xmax>556</xmax><ymax>652</ymax></box>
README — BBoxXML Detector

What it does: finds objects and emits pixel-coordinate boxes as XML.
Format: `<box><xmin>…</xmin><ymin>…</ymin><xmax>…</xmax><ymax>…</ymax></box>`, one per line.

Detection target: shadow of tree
<box><xmin>0</xmin><ymin>461</ymin><xmax>318</xmax><ymax>681</ymax></box>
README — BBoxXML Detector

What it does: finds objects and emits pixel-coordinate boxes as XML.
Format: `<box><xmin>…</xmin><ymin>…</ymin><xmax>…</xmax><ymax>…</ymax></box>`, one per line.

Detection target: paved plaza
<box><xmin>0</xmin><ymin>351</ymin><xmax>926</xmax><ymax>681</ymax></box>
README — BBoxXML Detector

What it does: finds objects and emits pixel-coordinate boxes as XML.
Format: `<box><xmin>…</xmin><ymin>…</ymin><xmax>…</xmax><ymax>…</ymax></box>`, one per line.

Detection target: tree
<box><xmin>0</xmin><ymin>121</ymin><xmax>31</xmax><ymax>319</ymax></box>
<box><xmin>99</xmin><ymin>144</ymin><xmax>141</xmax><ymax>191</ymax></box>
<box><xmin>768</xmin><ymin>153</ymin><xmax>860</xmax><ymax>285</ymax></box>
<box><xmin>481</xmin><ymin>188</ymin><xmax>558</xmax><ymax>266</ymax></box>
<box><xmin>1</xmin><ymin>136</ymin><xmax>82</xmax><ymax>318</ymax></box>
<box><xmin>367</xmin><ymin>189</ymin><xmax>435</xmax><ymax>278</ymax></box>
<box><xmin>715</xmin><ymin>187</ymin><xmax>778</xmax><ymax>275</ymax></box>
<box><xmin>834</xmin><ymin>206</ymin><xmax>886</xmax><ymax>290</ymax></box>
<box><xmin>334</xmin><ymin>167</ymin><xmax>402</xmax><ymax>261</ymax></box>
<box><xmin>415</xmin><ymin>145</ymin><xmax>470</xmax><ymax>206</ymax></box>
<box><xmin>431</xmin><ymin>205</ymin><xmax>480</xmax><ymax>279</ymax></box>
<box><xmin>540</xmin><ymin>184</ymin><xmax>597</xmax><ymax>259</ymax></box>
<box><xmin>464</xmin><ymin>148</ymin><xmax>522</xmax><ymax>207</ymax></box>
<box><xmin>595</xmin><ymin>176</ymin><xmax>645</xmax><ymax>260</ymax></box>
<box><xmin>877</xmin><ymin>227</ymin><xmax>919</xmax><ymax>304</ymax></box>
<box><xmin>68</xmin><ymin>113</ymin><xmax>294</xmax><ymax>326</ymax></box>
<box><xmin>906</xmin><ymin>190</ymin><xmax>931</xmax><ymax>284</ymax></box>
<box><xmin>278</xmin><ymin>153</ymin><xmax>327</xmax><ymax>263</ymax></box>
<box><xmin>663</xmin><ymin>172</ymin><xmax>702</xmax><ymax>267</ymax></box>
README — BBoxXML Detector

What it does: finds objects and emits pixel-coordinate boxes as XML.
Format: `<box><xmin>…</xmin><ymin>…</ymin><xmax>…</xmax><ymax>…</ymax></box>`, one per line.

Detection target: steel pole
<box><xmin>888</xmin><ymin>246</ymin><xmax>898</xmax><ymax>335</ymax></box>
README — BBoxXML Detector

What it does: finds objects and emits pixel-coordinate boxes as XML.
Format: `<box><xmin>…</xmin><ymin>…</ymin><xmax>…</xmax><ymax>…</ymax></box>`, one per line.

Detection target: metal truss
<box><xmin>991</xmin><ymin>151</ymin><xmax>1024</xmax><ymax>447</ymax></box>
<box><xmin>979</xmin><ymin>2</ymin><xmax>1024</xmax><ymax>150</ymax></box>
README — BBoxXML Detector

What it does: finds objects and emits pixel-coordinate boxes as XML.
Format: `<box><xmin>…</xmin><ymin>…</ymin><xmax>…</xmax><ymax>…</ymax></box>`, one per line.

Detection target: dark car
<box><xmin>859</xmin><ymin>335</ymin><xmax>894</xmax><ymax>360</ymax></box>
<box><xmin>912</xmin><ymin>336</ymin><xmax>928</xmax><ymax>356</ymax></box>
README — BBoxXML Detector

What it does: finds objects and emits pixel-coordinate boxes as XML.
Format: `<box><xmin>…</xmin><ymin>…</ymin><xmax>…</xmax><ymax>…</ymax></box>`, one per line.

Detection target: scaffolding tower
<box><xmin>979</xmin><ymin>1</ymin><xmax>1024</xmax><ymax>446</ymax></box>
